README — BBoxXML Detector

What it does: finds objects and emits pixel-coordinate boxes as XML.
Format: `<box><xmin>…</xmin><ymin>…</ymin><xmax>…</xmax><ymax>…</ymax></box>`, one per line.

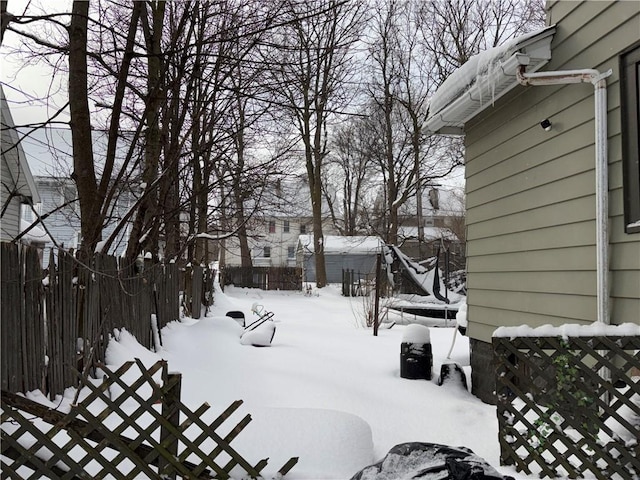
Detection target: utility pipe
<box><xmin>516</xmin><ymin>65</ymin><xmax>613</xmax><ymax>325</ymax></box>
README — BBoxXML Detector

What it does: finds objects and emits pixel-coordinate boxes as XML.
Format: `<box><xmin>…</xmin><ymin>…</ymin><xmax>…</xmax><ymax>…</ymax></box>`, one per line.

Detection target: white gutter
<box><xmin>516</xmin><ymin>66</ymin><xmax>612</xmax><ymax>325</ymax></box>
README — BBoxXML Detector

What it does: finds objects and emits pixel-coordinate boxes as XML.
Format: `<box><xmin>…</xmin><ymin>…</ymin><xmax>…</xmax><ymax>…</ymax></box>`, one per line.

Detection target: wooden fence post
<box><xmin>373</xmin><ymin>254</ymin><xmax>381</xmax><ymax>337</ymax></box>
<box><xmin>159</xmin><ymin>365</ymin><xmax>182</xmax><ymax>479</ymax></box>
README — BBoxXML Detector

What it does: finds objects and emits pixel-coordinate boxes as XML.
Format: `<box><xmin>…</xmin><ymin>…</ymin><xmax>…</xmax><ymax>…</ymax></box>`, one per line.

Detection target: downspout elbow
<box><xmin>516</xmin><ymin>65</ymin><xmax>530</xmax><ymax>86</ymax></box>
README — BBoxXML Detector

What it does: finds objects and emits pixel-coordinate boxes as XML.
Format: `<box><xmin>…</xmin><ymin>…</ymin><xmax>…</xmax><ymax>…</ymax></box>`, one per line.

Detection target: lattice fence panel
<box><xmin>1</xmin><ymin>360</ymin><xmax>298</xmax><ymax>479</ymax></box>
<box><xmin>494</xmin><ymin>334</ymin><xmax>640</xmax><ymax>479</ymax></box>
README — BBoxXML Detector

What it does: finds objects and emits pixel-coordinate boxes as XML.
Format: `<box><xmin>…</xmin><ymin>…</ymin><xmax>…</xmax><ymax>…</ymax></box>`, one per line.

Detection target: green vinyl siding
<box><xmin>467</xmin><ymin>246</ymin><xmax>596</xmax><ymax>273</ymax></box>
<box><xmin>463</xmin><ymin>1</ymin><xmax>640</xmax><ymax>343</ymax></box>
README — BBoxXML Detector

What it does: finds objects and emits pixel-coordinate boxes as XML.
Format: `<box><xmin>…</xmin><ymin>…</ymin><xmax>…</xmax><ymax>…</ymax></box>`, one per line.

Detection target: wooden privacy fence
<box><xmin>341</xmin><ymin>269</ymin><xmax>375</xmax><ymax>297</ymax></box>
<box><xmin>1</xmin><ymin>359</ymin><xmax>298</xmax><ymax>479</ymax></box>
<box><xmin>0</xmin><ymin>243</ymin><xmax>212</xmax><ymax>400</ymax></box>
<box><xmin>494</xmin><ymin>333</ymin><xmax>640</xmax><ymax>479</ymax></box>
<box><xmin>221</xmin><ymin>266</ymin><xmax>302</xmax><ymax>291</ymax></box>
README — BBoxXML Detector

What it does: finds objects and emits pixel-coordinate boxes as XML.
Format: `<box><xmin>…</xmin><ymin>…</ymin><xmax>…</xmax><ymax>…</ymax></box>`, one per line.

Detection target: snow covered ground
<box><xmin>99</xmin><ymin>283</ymin><xmax>529</xmax><ymax>479</ymax></box>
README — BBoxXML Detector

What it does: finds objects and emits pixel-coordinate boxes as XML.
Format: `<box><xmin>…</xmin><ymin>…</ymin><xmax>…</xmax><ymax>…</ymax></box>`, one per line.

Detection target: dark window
<box><xmin>287</xmin><ymin>245</ymin><xmax>295</xmax><ymax>258</ymax></box>
<box><xmin>621</xmin><ymin>43</ymin><xmax>640</xmax><ymax>233</ymax></box>
<box><xmin>263</xmin><ymin>246</ymin><xmax>271</xmax><ymax>258</ymax></box>
<box><xmin>268</xmin><ymin>220</ymin><xmax>276</xmax><ymax>233</ymax></box>
<box><xmin>300</xmin><ymin>224</ymin><xmax>307</xmax><ymax>234</ymax></box>
<box><xmin>284</xmin><ymin>220</ymin><xmax>290</xmax><ymax>233</ymax></box>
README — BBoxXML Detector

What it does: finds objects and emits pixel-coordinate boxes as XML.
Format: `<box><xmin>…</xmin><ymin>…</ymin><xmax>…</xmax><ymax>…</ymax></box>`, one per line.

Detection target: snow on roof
<box><xmin>494</xmin><ymin>322</ymin><xmax>640</xmax><ymax>340</ymax></box>
<box><xmin>298</xmin><ymin>235</ymin><xmax>383</xmax><ymax>254</ymax></box>
<box><xmin>425</xmin><ymin>25</ymin><xmax>555</xmax><ymax>134</ymax></box>
<box><xmin>399</xmin><ymin>187</ymin><xmax>464</xmax><ymax>217</ymax></box>
<box><xmin>17</xmin><ymin>126</ymin><xmax>137</xmax><ymax>178</ymax></box>
<box><xmin>398</xmin><ymin>226</ymin><xmax>458</xmax><ymax>242</ymax></box>
<box><xmin>259</xmin><ymin>177</ymin><xmax>316</xmax><ymax>218</ymax></box>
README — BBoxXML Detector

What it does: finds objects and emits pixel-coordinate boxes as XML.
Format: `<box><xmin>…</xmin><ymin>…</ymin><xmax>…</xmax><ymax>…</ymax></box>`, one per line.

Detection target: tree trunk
<box><xmin>69</xmin><ymin>0</ymin><xmax>99</xmax><ymax>259</ymax></box>
<box><xmin>126</xmin><ymin>1</ymin><xmax>165</xmax><ymax>261</ymax></box>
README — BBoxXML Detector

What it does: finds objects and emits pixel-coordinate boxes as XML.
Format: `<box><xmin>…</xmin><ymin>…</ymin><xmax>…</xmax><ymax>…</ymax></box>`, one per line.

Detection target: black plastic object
<box><xmin>225</xmin><ymin>310</ymin><xmax>245</xmax><ymax>327</ymax></box>
<box><xmin>350</xmin><ymin>442</ymin><xmax>514</xmax><ymax>480</ymax></box>
<box><xmin>400</xmin><ymin>341</ymin><xmax>432</xmax><ymax>380</ymax></box>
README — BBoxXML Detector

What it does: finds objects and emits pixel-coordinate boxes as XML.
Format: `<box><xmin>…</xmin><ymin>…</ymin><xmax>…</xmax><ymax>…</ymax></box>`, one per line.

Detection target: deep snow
<box><xmin>17</xmin><ymin>283</ymin><xmax>546</xmax><ymax>479</ymax></box>
<box><xmin>104</xmin><ymin>284</ymin><xmax>517</xmax><ymax>479</ymax></box>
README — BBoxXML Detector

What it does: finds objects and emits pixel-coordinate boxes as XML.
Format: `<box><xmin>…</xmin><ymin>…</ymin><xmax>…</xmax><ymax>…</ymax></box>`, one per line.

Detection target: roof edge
<box><xmin>424</xmin><ymin>25</ymin><xmax>556</xmax><ymax>136</ymax></box>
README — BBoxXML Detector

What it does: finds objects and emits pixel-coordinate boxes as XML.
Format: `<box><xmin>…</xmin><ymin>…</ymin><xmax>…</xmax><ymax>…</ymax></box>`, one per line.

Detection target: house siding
<box><xmin>1</xmin><ymin>86</ymin><xmax>39</xmax><ymax>243</ymax></box>
<box><xmin>464</xmin><ymin>0</ymin><xmax>640</xmax><ymax>359</ymax></box>
<box><xmin>0</xmin><ymin>156</ymin><xmax>21</xmax><ymax>242</ymax></box>
<box><xmin>32</xmin><ymin>176</ymin><xmax>133</xmax><ymax>265</ymax></box>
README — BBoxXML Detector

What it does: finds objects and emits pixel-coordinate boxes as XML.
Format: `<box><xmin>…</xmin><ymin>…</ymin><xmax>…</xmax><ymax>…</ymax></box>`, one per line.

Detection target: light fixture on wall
<box><xmin>540</xmin><ymin>118</ymin><xmax>552</xmax><ymax>131</ymax></box>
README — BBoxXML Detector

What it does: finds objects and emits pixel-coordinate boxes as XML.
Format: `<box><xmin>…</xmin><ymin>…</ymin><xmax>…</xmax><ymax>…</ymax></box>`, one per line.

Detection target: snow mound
<box><xmin>402</xmin><ymin>324</ymin><xmax>431</xmax><ymax>344</ymax></box>
<box><xmin>234</xmin><ymin>407</ymin><xmax>374</xmax><ymax>479</ymax></box>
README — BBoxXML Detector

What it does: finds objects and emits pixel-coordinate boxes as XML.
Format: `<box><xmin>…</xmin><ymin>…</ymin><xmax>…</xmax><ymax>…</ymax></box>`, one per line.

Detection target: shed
<box><xmin>297</xmin><ymin>235</ymin><xmax>383</xmax><ymax>284</ymax></box>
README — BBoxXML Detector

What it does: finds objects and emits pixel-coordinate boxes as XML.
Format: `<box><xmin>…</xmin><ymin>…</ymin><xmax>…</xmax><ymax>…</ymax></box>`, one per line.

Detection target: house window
<box><xmin>268</xmin><ymin>220</ymin><xmax>276</xmax><ymax>233</ymax></box>
<box><xmin>58</xmin><ymin>183</ymin><xmax>77</xmax><ymax>212</ymax></box>
<box><xmin>287</xmin><ymin>245</ymin><xmax>295</xmax><ymax>258</ymax></box>
<box><xmin>621</xmin><ymin>43</ymin><xmax>640</xmax><ymax>233</ymax></box>
<box><xmin>284</xmin><ymin>220</ymin><xmax>290</xmax><ymax>233</ymax></box>
<box><xmin>300</xmin><ymin>224</ymin><xmax>306</xmax><ymax>234</ymax></box>
<box><xmin>263</xmin><ymin>246</ymin><xmax>271</xmax><ymax>258</ymax></box>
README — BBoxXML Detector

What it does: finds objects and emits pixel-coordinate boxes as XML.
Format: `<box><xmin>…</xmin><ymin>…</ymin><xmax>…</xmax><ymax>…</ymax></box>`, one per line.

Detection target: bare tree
<box><xmin>323</xmin><ymin>116</ymin><xmax>376</xmax><ymax>236</ymax></box>
<box><xmin>265</xmin><ymin>0</ymin><xmax>367</xmax><ymax>287</ymax></box>
<box><xmin>416</xmin><ymin>0</ymin><xmax>546</xmax><ymax>85</ymax></box>
<box><xmin>365</xmin><ymin>0</ymin><xmax>460</xmax><ymax>245</ymax></box>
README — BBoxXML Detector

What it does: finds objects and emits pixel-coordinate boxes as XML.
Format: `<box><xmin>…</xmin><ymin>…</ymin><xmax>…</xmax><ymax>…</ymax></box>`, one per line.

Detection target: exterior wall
<box><xmin>302</xmin><ymin>252</ymin><xmax>377</xmax><ymax>284</ymax></box>
<box><xmin>31</xmin><ymin>178</ymin><xmax>81</xmax><ymax>263</ymax></box>
<box><xmin>33</xmin><ymin>176</ymin><xmax>132</xmax><ymax>265</ymax></box>
<box><xmin>222</xmin><ymin>215</ymin><xmax>313</xmax><ymax>268</ymax></box>
<box><xmin>1</xmin><ymin>86</ymin><xmax>40</xmax><ymax>243</ymax></box>
<box><xmin>462</xmin><ymin>1</ymin><xmax>640</xmax><ymax>400</ymax></box>
<box><xmin>0</xmin><ymin>155</ymin><xmax>21</xmax><ymax>242</ymax></box>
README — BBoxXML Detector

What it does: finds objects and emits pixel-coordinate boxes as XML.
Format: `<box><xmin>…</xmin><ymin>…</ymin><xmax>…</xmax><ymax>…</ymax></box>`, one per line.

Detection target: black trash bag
<box><xmin>350</xmin><ymin>442</ymin><xmax>513</xmax><ymax>480</ymax></box>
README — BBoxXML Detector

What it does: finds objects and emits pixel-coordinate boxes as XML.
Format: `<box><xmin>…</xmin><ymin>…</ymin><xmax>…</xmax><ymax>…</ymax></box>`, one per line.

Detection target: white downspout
<box><xmin>516</xmin><ymin>66</ymin><xmax>613</xmax><ymax>325</ymax></box>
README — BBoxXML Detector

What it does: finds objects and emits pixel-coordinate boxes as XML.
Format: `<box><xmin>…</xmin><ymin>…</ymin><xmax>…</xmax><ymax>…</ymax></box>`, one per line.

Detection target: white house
<box><xmin>221</xmin><ymin>176</ymin><xmax>336</xmax><ymax>268</ymax></box>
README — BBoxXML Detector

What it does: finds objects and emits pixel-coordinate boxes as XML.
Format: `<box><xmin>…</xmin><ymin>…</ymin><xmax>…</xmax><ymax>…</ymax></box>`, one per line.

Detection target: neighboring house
<box><xmin>0</xmin><ymin>85</ymin><xmax>40</xmax><ymax>243</ymax></box>
<box><xmin>297</xmin><ymin>234</ymin><xmax>383</xmax><ymax>284</ymax></box>
<box><xmin>13</xmin><ymin>126</ymin><xmax>143</xmax><ymax>264</ymax></box>
<box><xmin>424</xmin><ymin>1</ymin><xmax>640</xmax><ymax>402</ymax></box>
<box><xmin>222</xmin><ymin>177</ymin><xmax>337</xmax><ymax>268</ymax></box>
<box><xmin>29</xmin><ymin>175</ymin><xmax>134</xmax><ymax>265</ymax></box>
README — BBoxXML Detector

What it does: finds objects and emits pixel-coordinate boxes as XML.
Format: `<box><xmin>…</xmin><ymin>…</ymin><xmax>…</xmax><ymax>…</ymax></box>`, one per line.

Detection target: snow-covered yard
<box><xmin>16</xmin><ymin>283</ymin><xmax>551</xmax><ymax>479</ymax></box>
<box><xmin>102</xmin><ymin>284</ymin><xmax>517</xmax><ymax>479</ymax></box>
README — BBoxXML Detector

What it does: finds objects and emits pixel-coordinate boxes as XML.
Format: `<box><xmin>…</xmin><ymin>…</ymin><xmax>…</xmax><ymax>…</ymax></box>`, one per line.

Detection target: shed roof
<box><xmin>424</xmin><ymin>25</ymin><xmax>556</xmax><ymax>135</ymax></box>
<box><xmin>298</xmin><ymin>235</ymin><xmax>383</xmax><ymax>255</ymax></box>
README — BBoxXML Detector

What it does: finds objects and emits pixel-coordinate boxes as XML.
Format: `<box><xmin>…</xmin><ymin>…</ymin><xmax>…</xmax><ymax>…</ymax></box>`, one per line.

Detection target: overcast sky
<box><xmin>1</xmin><ymin>0</ymin><xmax>71</xmax><ymax>127</ymax></box>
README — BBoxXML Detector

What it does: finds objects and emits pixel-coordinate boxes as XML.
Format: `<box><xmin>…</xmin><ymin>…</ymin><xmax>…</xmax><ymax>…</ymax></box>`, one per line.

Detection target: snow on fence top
<box><xmin>493</xmin><ymin>322</ymin><xmax>640</xmax><ymax>340</ymax></box>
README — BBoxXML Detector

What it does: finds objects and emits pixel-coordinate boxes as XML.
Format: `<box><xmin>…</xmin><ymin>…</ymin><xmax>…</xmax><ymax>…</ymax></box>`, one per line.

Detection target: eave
<box><xmin>424</xmin><ymin>25</ymin><xmax>556</xmax><ymax>136</ymax></box>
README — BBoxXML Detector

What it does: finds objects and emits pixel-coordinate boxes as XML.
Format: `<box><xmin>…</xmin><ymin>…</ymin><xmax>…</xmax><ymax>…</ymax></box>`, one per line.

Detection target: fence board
<box><xmin>1</xmin><ymin>243</ymin><xmax>21</xmax><ymax>392</ymax></box>
<box><xmin>23</xmin><ymin>246</ymin><xmax>45</xmax><ymax>392</ymax></box>
<box><xmin>192</xmin><ymin>264</ymin><xmax>203</xmax><ymax>319</ymax></box>
<box><xmin>221</xmin><ymin>266</ymin><xmax>302</xmax><ymax>291</ymax></box>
